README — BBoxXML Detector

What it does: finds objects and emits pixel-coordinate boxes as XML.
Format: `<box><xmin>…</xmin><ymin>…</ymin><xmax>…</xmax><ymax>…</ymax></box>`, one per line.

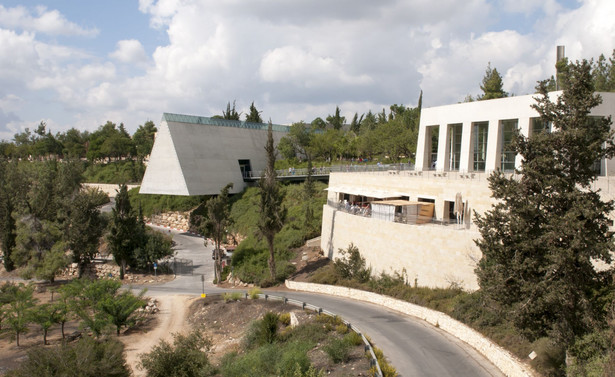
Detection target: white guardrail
<box><xmin>285</xmin><ymin>280</ymin><xmax>538</xmax><ymax>377</ymax></box>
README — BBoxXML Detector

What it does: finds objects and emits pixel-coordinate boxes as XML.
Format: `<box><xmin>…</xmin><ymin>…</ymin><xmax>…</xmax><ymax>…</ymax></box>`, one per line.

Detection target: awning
<box><xmin>325</xmin><ymin>185</ymin><xmax>405</xmax><ymax>199</ymax></box>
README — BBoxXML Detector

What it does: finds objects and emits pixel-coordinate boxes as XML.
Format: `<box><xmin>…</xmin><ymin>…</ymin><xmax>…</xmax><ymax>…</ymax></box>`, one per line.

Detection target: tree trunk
<box><xmin>268</xmin><ymin>237</ymin><xmax>276</xmax><ymax>281</ymax></box>
<box><xmin>44</xmin><ymin>329</ymin><xmax>48</xmax><ymax>345</ymax></box>
<box><xmin>61</xmin><ymin>321</ymin><xmax>65</xmax><ymax>340</ymax></box>
<box><xmin>120</xmin><ymin>260</ymin><xmax>126</xmax><ymax>280</ymax></box>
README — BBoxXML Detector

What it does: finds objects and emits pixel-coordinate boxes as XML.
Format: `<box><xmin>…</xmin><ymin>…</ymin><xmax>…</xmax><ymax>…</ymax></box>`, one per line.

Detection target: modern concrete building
<box><xmin>321</xmin><ymin>92</ymin><xmax>615</xmax><ymax>290</ymax></box>
<box><xmin>140</xmin><ymin>113</ymin><xmax>289</xmax><ymax>196</ymax></box>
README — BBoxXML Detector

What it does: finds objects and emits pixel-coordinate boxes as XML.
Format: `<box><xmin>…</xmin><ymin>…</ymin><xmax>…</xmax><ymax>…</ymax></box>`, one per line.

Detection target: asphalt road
<box><xmin>142</xmin><ymin>228</ymin><xmax>504</xmax><ymax>377</ymax></box>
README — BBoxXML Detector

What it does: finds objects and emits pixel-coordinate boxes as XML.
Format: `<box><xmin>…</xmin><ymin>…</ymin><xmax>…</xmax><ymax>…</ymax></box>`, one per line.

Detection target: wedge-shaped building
<box><xmin>321</xmin><ymin>92</ymin><xmax>615</xmax><ymax>290</ymax></box>
<box><xmin>140</xmin><ymin>113</ymin><xmax>289</xmax><ymax>196</ymax></box>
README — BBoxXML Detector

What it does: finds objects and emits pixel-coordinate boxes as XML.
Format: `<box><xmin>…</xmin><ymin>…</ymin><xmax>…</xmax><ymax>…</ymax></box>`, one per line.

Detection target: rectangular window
<box><xmin>531</xmin><ymin>118</ymin><xmax>551</xmax><ymax>135</ymax></box>
<box><xmin>448</xmin><ymin>124</ymin><xmax>462</xmax><ymax>171</ymax></box>
<box><xmin>472</xmin><ymin>122</ymin><xmax>488</xmax><ymax>171</ymax></box>
<box><xmin>500</xmin><ymin>119</ymin><xmax>517</xmax><ymax>171</ymax></box>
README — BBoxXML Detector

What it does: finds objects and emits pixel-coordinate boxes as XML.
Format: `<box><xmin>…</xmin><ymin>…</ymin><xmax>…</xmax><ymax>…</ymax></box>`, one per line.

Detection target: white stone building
<box><xmin>321</xmin><ymin>92</ymin><xmax>615</xmax><ymax>290</ymax></box>
<box><xmin>140</xmin><ymin>113</ymin><xmax>289</xmax><ymax>196</ymax></box>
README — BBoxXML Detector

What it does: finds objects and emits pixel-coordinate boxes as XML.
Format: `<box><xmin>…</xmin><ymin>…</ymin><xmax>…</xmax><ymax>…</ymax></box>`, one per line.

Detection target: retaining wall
<box><xmin>286</xmin><ymin>280</ymin><xmax>538</xmax><ymax>377</ymax></box>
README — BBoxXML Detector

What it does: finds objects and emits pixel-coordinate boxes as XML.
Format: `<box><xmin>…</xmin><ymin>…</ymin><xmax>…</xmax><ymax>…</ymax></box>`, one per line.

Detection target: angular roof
<box><xmin>139</xmin><ymin>113</ymin><xmax>289</xmax><ymax>196</ymax></box>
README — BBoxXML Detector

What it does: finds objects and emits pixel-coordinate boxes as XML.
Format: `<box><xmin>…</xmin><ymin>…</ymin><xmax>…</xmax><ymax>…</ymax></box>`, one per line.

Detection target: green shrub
<box><xmin>127</xmin><ymin>188</ymin><xmax>205</xmax><ymax>217</ymax></box>
<box><xmin>248</xmin><ymin>287</ymin><xmax>262</xmax><ymax>299</ymax></box>
<box><xmin>324</xmin><ymin>337</ymin><xmax>352</xmax><ymax>363</ymax></box>
<box><xmin>8</xmin><ymin>336</ymin><xmax>131</xmax><ymax>377</ymax></box>
<box><xmin>344</xmin><ymin>331</ymin><xmax>364</xmax><ymax>346</ymax></box>
<box><xmin>245</xmin><ymin>312</ymin><xmax>279</xmax><ymax>348</ymax></box>
<box><xmin>279</xmin><ymin>312</ymin><xmax>291</xmax><ymax>326</ymax></box>
<box><xmin>222</xmin><ymin>292</ymin><xmax>242</xmax><ymax>302</ymax></box>
<box><xmin>138</xmin><ymin>330</ymin><xmax>214</xmax><ymax>377</ymax></box>
<box><xmin>335</xmin><ymin>323</ymin><xmax>349</xmax><ymax>334</ymax></box>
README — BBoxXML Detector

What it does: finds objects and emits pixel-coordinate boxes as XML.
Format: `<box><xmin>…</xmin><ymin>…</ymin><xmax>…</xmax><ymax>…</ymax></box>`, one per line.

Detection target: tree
<box><xmin>0</xmin><ymin>159</ymin><xmax>17</xmax><ymax>271</ymax></box>
<box><xmin>245</xmin><ymin>101</ymin><xmax>263</xmax><ymax>123</ymax></box>
<box><xmin>31</xmin><ymin>303</ymin><xmax>60</xmax><ymax>345</ymax></box>
<box><xmin>108</xmin><ymin>184</ymin><xmax>139</xmax><ymax>279</ymax></box>
<box><xmin>203</xmin><ymin>183</ymin><xmax>233</xmax><ymax>283</ymax></box>
<box><xmin>5</xmin><ymin>283</ymin><xmax>37</xmax><ymax>346</ymax></box>
<box><xmin>138</xmin><ymin>329</ymin><xmax>214</xmax><ymax>377</ymax></box>
<box><xmin>474</xmin><ymin>60</ymin><xmax>615</xmax><ymax>348</ymax></box>
<box><xmin>8</xmin><ymin>336</ymin><xmax>131</xmax><ymax>377</ymax></box>
<box><xmin>99</xmin><ymin>290</ymin><xmax>146</xmax><ymax>336</ymax></box>
<box><xmin>222</xmin><ymin>100</ymin><xmax>241</xmax><ymax>120</ymax></box>
<box><xmin>478</xmin><ymin>62</ymin><xmax>508</xmax><ymax>100</ymax></box>
<box><xmin>326</xmin><ymin>106</ymin><xmax>345</xmax><ymax>130</ymax></box>
<box><xmin>132</xmin><ymin>120</ymin><xmax>157</xmax><ymax>161</ymax></box>
<box><xmin>64</xmin><ymin>188</ymin><xmax>107</xmax><ymax>277</ymax></box>
<box><xmin>257</xmin><ymin>122</ymin><xmax>286</xmax><ymax>281</ymax></box>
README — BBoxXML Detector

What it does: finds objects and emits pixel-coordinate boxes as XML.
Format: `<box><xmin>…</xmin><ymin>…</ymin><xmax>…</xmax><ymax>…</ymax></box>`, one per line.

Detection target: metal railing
<box><xmin>327</xmin><ymin>200</ymin><xmax>467</xmax><ymax>230</ymax></box>
<box><xmin>245</xmin><ymin>162</ymin><xmax>414</xmax><ymax>180</ymax></box>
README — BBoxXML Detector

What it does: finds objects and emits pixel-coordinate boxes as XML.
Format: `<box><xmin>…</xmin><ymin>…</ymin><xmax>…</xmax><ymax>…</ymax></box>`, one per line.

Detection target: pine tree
<box><xmin>474</xmin><ymin>60</ymin><xmax>615</xmax><ymax>347</ymax></box>
<box><xmin>257</xmin><ymin>122</ymin><xmax>286</xmax><ymax>282</ymax></box>
<box><xmin>204</xmin><ymin>183</ymin><xmax>233</xmax><ymax>284</ymax></box>
<box><xmin>108</xmin><ymin>184</ymin><xmax>138</xmax><ymax>280</ymax></box>
<box><xmin>478</xmin><ymin>62</ymin><xmax>508</xmax><ymax>100</ymax></box>
<box><xmin>245</xmin><ymin>101</ymin><xmax>263</xmax><ymax>123</ymax></box>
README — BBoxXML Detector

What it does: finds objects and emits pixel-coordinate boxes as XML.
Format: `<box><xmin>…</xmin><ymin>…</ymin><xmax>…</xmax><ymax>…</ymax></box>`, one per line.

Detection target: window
<box><xmin>238</xmin><ymin>159</ymin><xmax>252</xmax><ymax>179</ymax></box>
<box><xmin>448</xmin><ymin>124</ymin><xmax>462</xmax><ymax>171</ymax></box>
<box><xmin>531</xmin><ymin>118</ymin><xmax>551</xmax><ymax>135</ymax></box>
<box><xmin>500</xmin><ymin>119</ymin><xmax>517</xmax><ymax>171</ymax></box>
<box><xmin>472</xmin><ymin>122</ymin><xmax>489</xmax><ymax>171</ymax></box>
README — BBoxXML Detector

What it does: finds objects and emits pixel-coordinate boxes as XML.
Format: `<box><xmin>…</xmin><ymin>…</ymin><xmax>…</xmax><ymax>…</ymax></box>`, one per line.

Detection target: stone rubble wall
<box><xmin>146</xmin><ymin>211</ymin><xmax>190</xmax><ymax>232</ymax></box>
<box><xmin>285</xmin><ymin>280</ymin><xmax>538</xmax><ymax>377</ymax></box>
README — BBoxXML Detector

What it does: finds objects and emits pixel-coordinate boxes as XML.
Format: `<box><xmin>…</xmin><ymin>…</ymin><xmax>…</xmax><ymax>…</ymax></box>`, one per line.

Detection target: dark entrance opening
<box><xmin>238</xmin><ymin>159</ymin><xmax>252</xmax><ymax>180</ymax></box>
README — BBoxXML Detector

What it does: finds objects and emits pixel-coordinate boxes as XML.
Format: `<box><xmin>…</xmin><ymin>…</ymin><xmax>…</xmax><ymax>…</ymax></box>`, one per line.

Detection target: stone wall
<box><xmin>146</xmin><ymin>211</ymin><xmax>190</xmax><ymax>231</ymax></box>
<box><xmin>286</xmin><ymin>280</ymin><xmax>538</xmax><ymax>377</ymax></box>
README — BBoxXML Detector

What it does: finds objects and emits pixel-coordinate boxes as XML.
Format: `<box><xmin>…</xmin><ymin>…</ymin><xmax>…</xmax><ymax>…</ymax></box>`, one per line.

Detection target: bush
<box><xmin>7</xmin><ymin>336</ymin><xmax>130</xmax><ymax>377</ymax></box>
<box><xmin>344</xmin><ymin>331</ymin><xmax>364</xmax><ymax>346</ymax></box>
<box><xmin>333</xmin><ymin>244</ymin><xmax>371</xmax><ymax>283</ymax></box>
<box><xmin>279</xmin><ymin>312</ymin><xmax>291</xmax><ymax>326</ymax></box>
<box><xmin>138</xmin><ymin>330</ymin><xmax>214</xmax><ymax>377</ymax></box>
<box><xmin>248</xmin><ymin>287</ymin><xmax>262</xmax><ymax>299</ymax></box>
<box><xmin>335</xmin><ymin>323</ymin><xmax>349</xmax><ymax>334</ymax></box>
<box><xmin>222</xmin><ymin>292</ymin><xmax>242</xmax><ymax>302</ymax></box>
<box><xmin>324</xmin><ymin>337</ymin><xmax>352</xmax><ymax>363</ymax></box>
<box><xmin>245</xmin><ymin>312</ymin><xmax>279</xmax><ymax>348</ymax></box>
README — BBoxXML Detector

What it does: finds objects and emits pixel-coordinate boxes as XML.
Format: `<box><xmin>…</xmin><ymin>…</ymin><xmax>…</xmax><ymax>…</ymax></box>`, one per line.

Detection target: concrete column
<box><xmin>459</xmin><ymin>121</ymin><xmax>473</xmax><ymax>173</ymax></box>
<box><xmin>485</xmin><ymin>119</ymin><xmax>501</xmax><ymax>172</ymax></box>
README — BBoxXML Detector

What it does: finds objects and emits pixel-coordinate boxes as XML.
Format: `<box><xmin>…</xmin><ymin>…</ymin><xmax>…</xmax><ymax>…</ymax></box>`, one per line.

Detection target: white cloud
<box><xmin>259</xmin><ymin>46</ymin><xmax>373</xmax><ymax>88</ymax></box>
<box><xmin>2</xmin><ymin>0</ymin><xmax>615</xmax><ymax>139</ymax></box>
<box><xmin>0</xmin><ymin>5</ymin><xmax>98</xmax><ymax>36</ymax></box>
<box><xmin>110</xmin><ymin>39</ymin><xmax>149</xmax><ymax>67</ymax></box>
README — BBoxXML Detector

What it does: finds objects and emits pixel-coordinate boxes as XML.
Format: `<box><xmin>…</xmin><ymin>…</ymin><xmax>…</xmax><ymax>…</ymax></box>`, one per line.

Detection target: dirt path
<box><xmin>122</xmin><ymin>294</ymin><xmax>193</xmax><ymax>377</ymax></box>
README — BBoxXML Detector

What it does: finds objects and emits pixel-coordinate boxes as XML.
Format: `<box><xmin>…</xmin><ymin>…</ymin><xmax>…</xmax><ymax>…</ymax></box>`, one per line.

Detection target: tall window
<box><xmin>500</xmin><ymin>119</ymin><xmax>517</xmax><ymax>171</ymax></box>
<box><xmin>472</xmin><ymin>122</ymin><xmax>488</xmax><ymax>171</ymax></box>
<box><xmin>531</xmin><ymin>118</ymin><xmax>551</xmax><ymax>135</ymax></box>
<box><xmin>448</xmin><ymin>124</ymin><xmax>462</xmax><ymax>171</ymax></box>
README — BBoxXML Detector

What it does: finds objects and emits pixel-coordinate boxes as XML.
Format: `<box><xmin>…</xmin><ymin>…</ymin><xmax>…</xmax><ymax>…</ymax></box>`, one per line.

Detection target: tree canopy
<box><xmin>478</xmin><ymin>62</ymin><xmax>508</xmax><ymax>100</ymax></box>
<box><xmin>474</xmin><ymin>60</ymin><xmax>615</xmax><ymax>349</ymax></box>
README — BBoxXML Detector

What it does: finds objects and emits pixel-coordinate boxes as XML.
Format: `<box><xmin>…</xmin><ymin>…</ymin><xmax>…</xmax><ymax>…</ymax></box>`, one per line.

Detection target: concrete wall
<box><xmin>416</xmin><ymin>91</ymin><xmax>615</xmax><ymax>174</ymax></box>
<box><xmin>140</xmin><ymin>115</ymin><xmax>287</xmax><ymax>196</ymax></box>
<box><xmin>286</xmin><ymin>280</ymin><xmax>538</xmax><ymax>377</ymax></box>
<box><xmin>321</xmin><ymin>171</ymin><xmax>615</xmax><ymax>290</ymax></box>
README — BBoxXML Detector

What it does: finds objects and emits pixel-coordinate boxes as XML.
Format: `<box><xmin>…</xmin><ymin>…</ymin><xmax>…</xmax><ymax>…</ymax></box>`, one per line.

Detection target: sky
<box><xmin>0</xmin><ymin>0</ymin><xmax>614</xmax><ymax>140</ymax></box>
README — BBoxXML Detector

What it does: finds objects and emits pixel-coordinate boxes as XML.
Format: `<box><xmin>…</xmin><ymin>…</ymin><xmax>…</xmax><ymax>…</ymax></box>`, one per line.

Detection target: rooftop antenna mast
<box><xmin>556</xmin><ymin>45</ymin><xmax>565</xmax><ymax>91</ymax></box>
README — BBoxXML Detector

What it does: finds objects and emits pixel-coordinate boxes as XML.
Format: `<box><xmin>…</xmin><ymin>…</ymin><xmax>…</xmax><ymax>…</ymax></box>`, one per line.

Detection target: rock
<box><xmin>290</xmin><ymin>312</ymin><xmax>299</xmax><ymax>328</ymax></box>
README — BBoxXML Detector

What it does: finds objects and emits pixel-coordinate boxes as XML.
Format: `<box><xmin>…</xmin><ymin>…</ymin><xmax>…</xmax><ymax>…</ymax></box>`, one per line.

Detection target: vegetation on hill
<box><xmin>127</xmin><ymin>187</ymin><xmax>206</xmax><ymax>217</ymax></box>
<box><xmin>223</xmin><ymin>182</ymin><xmax>326</xmax><ymax>286</ymax></box>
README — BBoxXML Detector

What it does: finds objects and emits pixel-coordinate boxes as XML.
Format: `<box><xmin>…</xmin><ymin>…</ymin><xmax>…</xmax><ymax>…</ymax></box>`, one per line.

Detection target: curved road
<box><xmin>144</xmin><ymin>227</ymin><xmax>504</xmax><ymax>377</ymax></box>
